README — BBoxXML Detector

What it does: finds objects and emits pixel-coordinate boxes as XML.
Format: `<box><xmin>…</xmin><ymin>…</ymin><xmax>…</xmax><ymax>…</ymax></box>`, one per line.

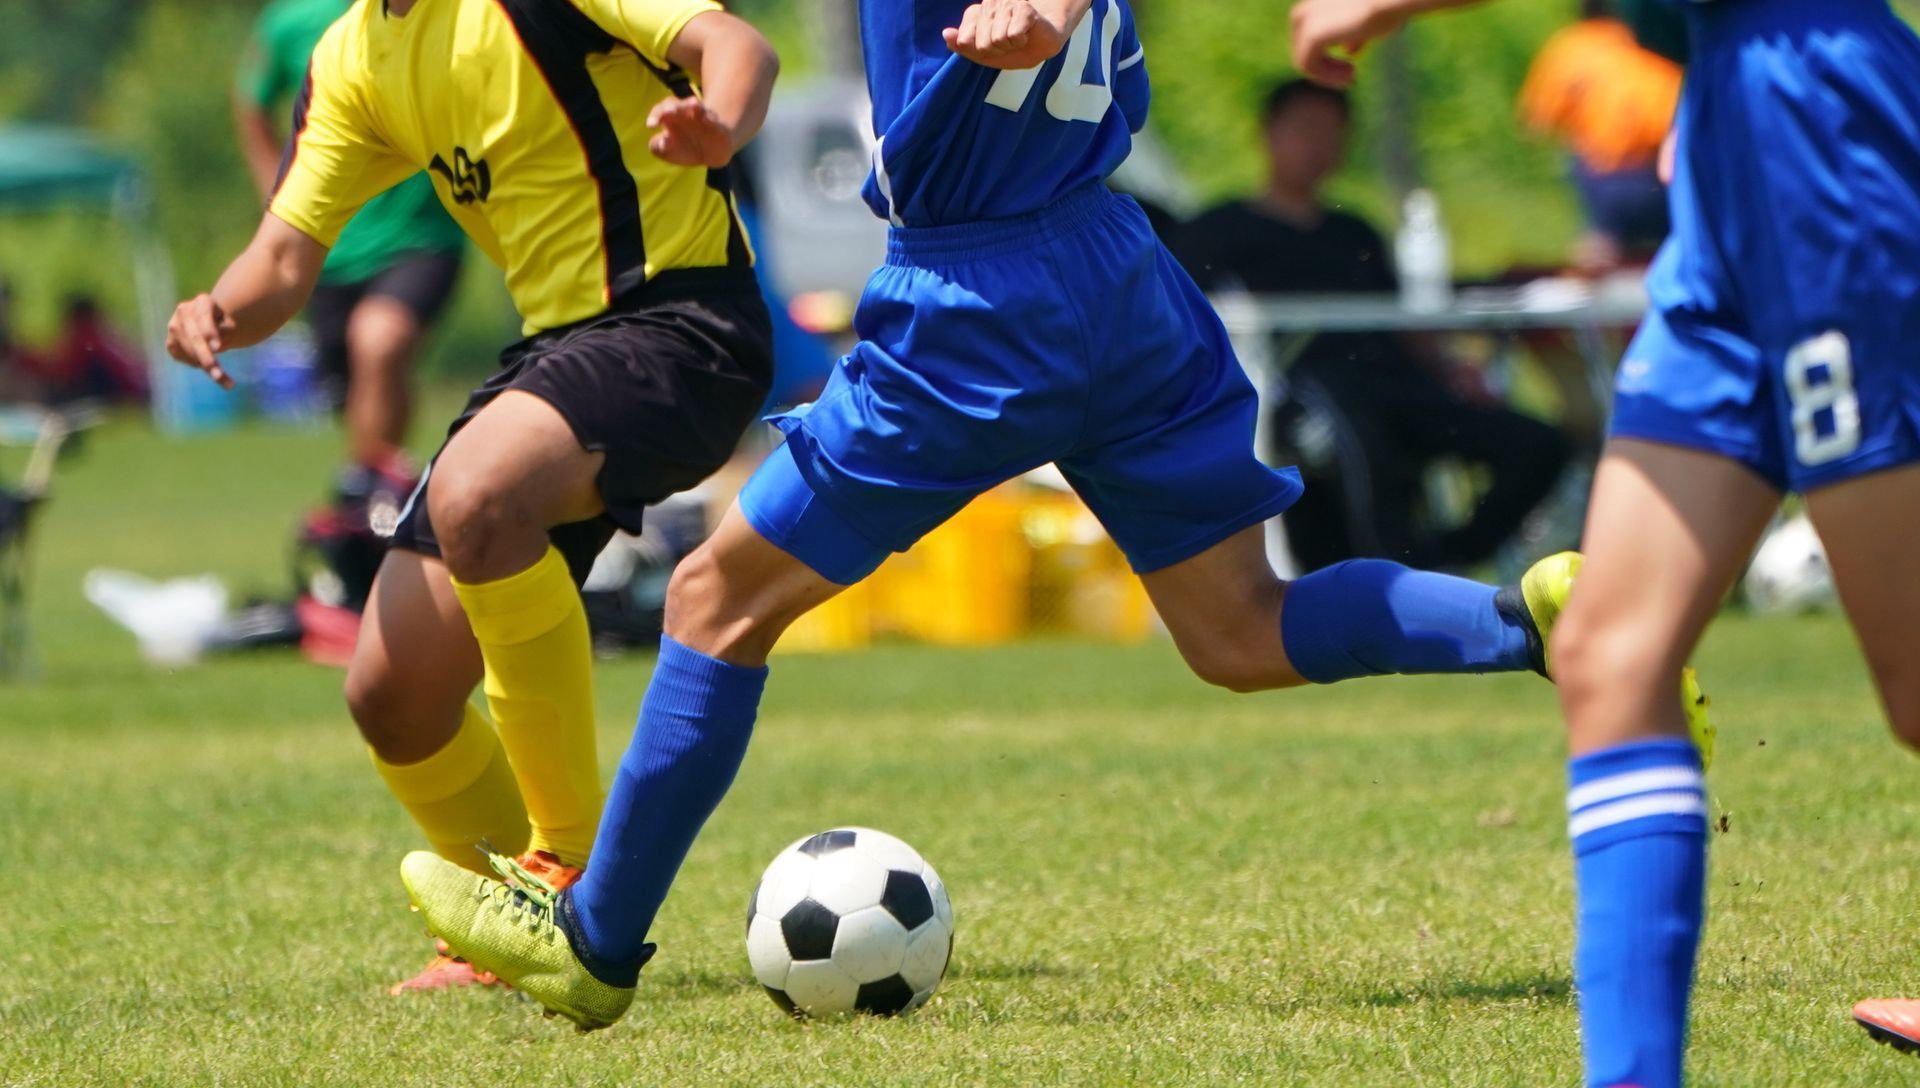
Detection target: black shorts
<box><xmin>390</xmin><ymin>270</ymin><xmax>775</xmax><ymax>585</ymax></box>
<box><xmin>308</xmin><ymin>249</ymin><xmax>464</xmax><ymax>404</ymax></box>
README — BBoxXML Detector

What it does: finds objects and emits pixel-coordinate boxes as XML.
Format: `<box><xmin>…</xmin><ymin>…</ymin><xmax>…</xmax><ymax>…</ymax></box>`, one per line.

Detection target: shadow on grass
<box><xmin>644</xmin><ymin>958</ymin><xmax>1088</xmax><ymax>1004</ymax></box>
<box><xmin>651</xmin><ymin>969</ymin><xmax>762</xmax><ymax>999</ymax></box>
<box><xmin>1360</xmin><ymin>971</ymin><xmax>1572</xmax><ymax>1008</ymax></box>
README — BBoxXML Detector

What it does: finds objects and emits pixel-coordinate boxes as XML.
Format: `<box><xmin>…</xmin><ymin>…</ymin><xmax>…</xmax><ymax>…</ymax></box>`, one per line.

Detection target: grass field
<box><xmin>5</xmin><ymin>415</ymin><xmax>1920</xmax><ymax>1086</ymax></box>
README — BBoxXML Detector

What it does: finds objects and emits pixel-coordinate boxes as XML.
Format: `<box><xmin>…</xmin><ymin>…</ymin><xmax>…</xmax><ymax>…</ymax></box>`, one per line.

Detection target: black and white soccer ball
<box><xmin>745</xmin><ymin>827</ymin><xmax>954</xmax><ymax>1017</ymax></box>
<box><xmin>1744</xmin><ymin>513</ymin><xmax>1837</xmax><ymax>614</ymax></box>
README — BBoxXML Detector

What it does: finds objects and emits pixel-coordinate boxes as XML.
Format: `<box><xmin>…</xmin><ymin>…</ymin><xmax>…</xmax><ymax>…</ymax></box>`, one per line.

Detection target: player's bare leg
<box><xmin>1548</xmin><ymin>438</ymin><xmax>1778</xmax><ymax>1088</ymax></box>
<box><xmin>1553</xmin><ymin>440</ymin><xmax>1778</xmax><ymax>755</ymax></box>
<box><xmin>1136</xmin><ymin>524</ymin><xmax>1304</xmax><ymax>692</ymax></box>
<box><xmin>1802</xmin><ymin>465</ymin><xmax>1920</xmax><ymax>1049</ymax></box>
<box><xmin>1804</xmin><ymin>465</ymin><xmax>1920</xmax><ymax>747</ymax></box>
<box><xmin>345</xmin><ymin>549</ymin><xmax>484</xmax><ymax>768</ymax></box>
<box><xmin>665</xmin><ymin>502</ymin><xmax>852</xmax><ymax>666</ymax></box>
<box><xmin>342</xmin><ymin>295</ymin><xmax>421</xmax><ymax>469</ymax></box>
<box><xmin>426</xmin><ymin>390</ymin><xmax>606</xmax><ymax>583</ymax></box>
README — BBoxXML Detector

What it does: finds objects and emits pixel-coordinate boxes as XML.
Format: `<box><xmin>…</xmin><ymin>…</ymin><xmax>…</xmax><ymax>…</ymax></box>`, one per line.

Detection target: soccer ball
<box><xmin>745</xmin><ymin>827</ymin><xmax>954</xmax><ymax>1017</ymax></box>
<box><xmin>1743</xmin><ymin>513</ymin><xmax>1836</xmax><ymax>614</ymax></box>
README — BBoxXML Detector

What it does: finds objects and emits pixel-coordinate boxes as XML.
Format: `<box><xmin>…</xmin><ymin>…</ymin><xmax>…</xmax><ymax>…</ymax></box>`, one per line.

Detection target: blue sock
<box><xmin>569</xmin><ymin>636</ymin><xmax>767</xmax><ymax>968</ymax></box>
<box><xmin>1568</xmin><ymin>738</ymin><xmax>1707</xmax><ymax>1088</ymax></box>
<box><xmin>1279</xmin><ymin>558</ymin><xmax>1533</xmax><ymax>683</ymax></box>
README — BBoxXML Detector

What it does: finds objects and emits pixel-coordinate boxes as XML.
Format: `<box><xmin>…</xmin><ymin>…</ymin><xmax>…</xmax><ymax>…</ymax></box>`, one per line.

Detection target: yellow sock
<box><xmin>452</xmin><ymin>546</ymin><xmax>602</xmax><ymax>867</ymax></box>
<box><xmin>371</xmin><ymin>703</ymin><xmax>529</xmax><ymax>874</ymax></box>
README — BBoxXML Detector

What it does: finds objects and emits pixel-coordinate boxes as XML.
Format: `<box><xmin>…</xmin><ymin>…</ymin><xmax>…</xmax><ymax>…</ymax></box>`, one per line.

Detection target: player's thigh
<box><xmin>1554</xmin><ymin>438</ymin><xmax>1779</xmax><ymax>751</ymax></box>
<box><xmin>1803</xmin><ymin>465</ymin><xmax>1920</xmax><ymax>746</ymax></box>
<box><xmin>345</xmin><ymin>548</ymin><xmax>483</xmax><ymax>762</ymax></box>
<box><xmin>1138</xmin><ymin>524</ymin><xmax>1300</xmax><ymax>693</ymax></box>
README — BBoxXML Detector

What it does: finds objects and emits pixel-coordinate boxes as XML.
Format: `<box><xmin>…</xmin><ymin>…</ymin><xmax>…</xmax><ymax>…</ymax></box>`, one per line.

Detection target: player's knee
<box><xmin>1550</xmin><ymin>603</ymin><xmax>1671</xmax><ymax>722</ymax></box>
<box><xmin>1185</xmin><ymin>648</ymin><xmax>1273</xmax><ymax>693</ymax></box>
<box><xmin>347</xmin><ymin>301</ymin><xmax>420</xmax><ymax>370</ymax></box>
<box><xmin>1178</xmin><ymin>617</ymin><xmax>1285</xmax><ymax>694</ymax></box>
<box><xmin>1545</xmin><ymin>606</ymin><xmax>1609</xmax><ymax>707</ymax></box>
<box><xmin>425</xmin><ymin>466</ymin><xmax>530</xmax><ymax>580</ymax></box>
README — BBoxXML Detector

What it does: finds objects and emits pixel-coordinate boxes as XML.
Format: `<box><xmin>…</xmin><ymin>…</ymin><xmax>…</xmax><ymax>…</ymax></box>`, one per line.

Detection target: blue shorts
<box><xmin>741</xmin><ymin>184</ymin><xmax>1302</xmax><ymax>584</ymax></box>
<box><xmin>1610</xmin><ymin>0</ymin><xmax>1920</xmax><ymax>493</ymax></box>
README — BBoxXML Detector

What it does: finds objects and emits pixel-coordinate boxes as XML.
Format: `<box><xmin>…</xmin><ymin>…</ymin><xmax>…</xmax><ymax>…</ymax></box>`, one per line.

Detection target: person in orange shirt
<box><xmin>1518</xmin><ymin>0</ymin><xmax>1684</xmax><ymax>269</ymax></box>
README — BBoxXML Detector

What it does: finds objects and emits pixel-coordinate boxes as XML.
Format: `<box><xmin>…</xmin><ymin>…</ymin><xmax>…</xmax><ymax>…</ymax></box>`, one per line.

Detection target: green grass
<box><xmin>4</xmin><ymin>415</ymin><xmax>1919</xmax><ymax>1086</ymax></box>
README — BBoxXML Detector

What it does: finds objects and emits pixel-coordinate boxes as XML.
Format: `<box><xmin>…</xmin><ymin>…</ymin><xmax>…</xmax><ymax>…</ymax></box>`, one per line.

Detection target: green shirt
<box><xmin>238</xmin><ymin>0</ymin><xmax>466</xmax><ymax>284</ymax></box>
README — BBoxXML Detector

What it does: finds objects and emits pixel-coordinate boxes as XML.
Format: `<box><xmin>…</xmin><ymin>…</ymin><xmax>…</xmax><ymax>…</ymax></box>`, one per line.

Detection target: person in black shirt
<box><xmin>1175</xmin><ymin>79</ymin><xmax>1570</xmax><ymax>572</ymax></box>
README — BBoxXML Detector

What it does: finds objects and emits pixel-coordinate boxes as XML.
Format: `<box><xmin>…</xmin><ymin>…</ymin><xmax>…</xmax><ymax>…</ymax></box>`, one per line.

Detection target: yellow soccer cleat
<box><xmin>399</xmin><ymin>849</ymin><xmax>645</xmax><ymax>1030</ymax></box>
<box><xmin>1504</xmin><ymin>551</ymin><xmax>1716</xmax><ymax>771</ymax></box>
<box><xmin>1519</xmin><ymin>551</ymin><xmax>1585</xmax><ymax>678</ymax></box>
<box><xmin>1682</xmin><ymin>666</ymin><xmax>1715</xmax><ymax>773</ymax></box>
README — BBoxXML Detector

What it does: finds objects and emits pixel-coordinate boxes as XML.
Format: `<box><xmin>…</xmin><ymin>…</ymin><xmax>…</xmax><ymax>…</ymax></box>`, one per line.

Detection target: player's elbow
<box><xmin>674</xmin><ymin>12</ymin><xmax>780</xmax><ymax>88</ymax></box>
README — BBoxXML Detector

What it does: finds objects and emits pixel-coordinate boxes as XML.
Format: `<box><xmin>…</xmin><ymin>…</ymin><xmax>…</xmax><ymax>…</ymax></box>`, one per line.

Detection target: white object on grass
<box><xmin>83</xmin><ymin>569</ymin><xmax>229</xmax><ymax>666</ymax></box>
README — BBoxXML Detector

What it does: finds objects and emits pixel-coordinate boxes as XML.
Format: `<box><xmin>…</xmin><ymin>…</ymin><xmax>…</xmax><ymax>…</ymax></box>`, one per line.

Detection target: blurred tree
<box><xmin>39</xmin><ymin>0</ymin><xmax>1920</xmax><ymax>318</ymax></box>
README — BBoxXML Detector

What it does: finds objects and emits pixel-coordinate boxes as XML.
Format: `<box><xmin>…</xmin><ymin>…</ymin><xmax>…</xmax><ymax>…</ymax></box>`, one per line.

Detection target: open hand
<box><xmin>648</xmin><ymin>97</ymin><xmax>736</xmax><ymax>168</ymax></box>
<box><xmin>943</xmin><ymin>0</ymin><xmax>1074</xmax><ymax>70</ymax></box>
<box><xmin>1290</xmin><ymin>0</ymin><xmax>1408</xmax><ymax>87</ymax></box>
<box><xmin>165</xmin><ymin>293</ymin><xmax>237</xmax><ymax>389</ymax></box>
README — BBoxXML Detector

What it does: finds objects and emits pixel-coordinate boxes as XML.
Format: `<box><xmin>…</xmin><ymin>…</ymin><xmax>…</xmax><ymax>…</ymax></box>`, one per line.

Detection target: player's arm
<box><xmin>1289</xmin><ymin>0</ymin><xmax>1481</xmax><ymax>87</ymax></box>
<box><xmin>944</xmin><ymin>0</ymin><xmax>1094</xmax><ymax>70</ymax></box>
<box><xmin>639</xmin><ymin>12</ymin><xmax>779</xmax><ymax>169</ymax></box>
<box><xmin>234</xmin><ymin>24</ymin><xmax>297</xmax><ymax>200</ymax></box>
<box><xmin>166</xmin><ymin>214</ymin><xmax>327</xmax><ymax>389</ymax></box>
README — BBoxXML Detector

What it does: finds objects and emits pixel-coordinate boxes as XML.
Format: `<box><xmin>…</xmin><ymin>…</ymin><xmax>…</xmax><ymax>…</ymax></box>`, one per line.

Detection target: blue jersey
<box><xmin>859</xmin><ymin>0</ymin><xmax>1150</xmax><ymax>227</ymax></box>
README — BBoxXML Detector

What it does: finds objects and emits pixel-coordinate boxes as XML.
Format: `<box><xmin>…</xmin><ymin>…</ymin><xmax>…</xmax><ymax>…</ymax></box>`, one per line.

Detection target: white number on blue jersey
<box><xmin>985</xmin><ymin>0</ymin><xmax>1125</xmax><ymax>123</ymax></box>
<box><xmin>1785</xmin><ymin>330</ymin><xmax>1862</xmax><ymax>466</ymax></box>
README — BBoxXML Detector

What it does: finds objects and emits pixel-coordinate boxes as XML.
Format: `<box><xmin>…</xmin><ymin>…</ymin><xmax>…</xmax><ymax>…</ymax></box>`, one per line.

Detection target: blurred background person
<box><xmin>43</xmin><ymin>295</ymin><xmax>148</xmax><ymax>406</ymax></box>
<box><xmin>0</xmin><ymin>278</ymin><xmax>51</xmax><ymax>404</ymax></box>
<box><xmin>1518</xmin><ymin>0</ymin><xmax>1683</xmax><ymax>271</ymax></box>
<box><xmin>233</xmin><ymin>0</ymin><xmax>467</xmax><ymax>502</ymax></box>
<box><xmin>1175</xmin><ymin>79</ymin><xmax>1570</xmax><ymax>573</ymax></box>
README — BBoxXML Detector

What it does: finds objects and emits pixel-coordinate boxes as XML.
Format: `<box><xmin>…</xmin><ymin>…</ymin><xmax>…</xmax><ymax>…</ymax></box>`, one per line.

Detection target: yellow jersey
<box><xmin>271</xmin><ymin>0</ymin><xmax>753</xmax><ymax>333</ymax></box>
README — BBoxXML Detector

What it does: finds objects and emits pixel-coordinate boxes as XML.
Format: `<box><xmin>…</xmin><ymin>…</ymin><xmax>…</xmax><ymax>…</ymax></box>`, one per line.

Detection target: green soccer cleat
<box><xmin>1499</xmin><ymin>551</ymin><xmax>1716</xmax><ymax>771</ymax></box>
<box><xmin>399</xmin><ymin>850</ymin><xmax>646</xmax><ymax>1030</ymax></box>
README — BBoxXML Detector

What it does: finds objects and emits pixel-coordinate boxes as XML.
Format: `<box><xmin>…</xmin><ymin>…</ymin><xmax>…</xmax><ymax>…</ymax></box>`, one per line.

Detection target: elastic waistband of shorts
<box><xmin>886</xmin><ymin>183</ymin><xmax>1119</xmax><ymax>265</ymax></box>
<box><xmin>1687</xmin><ymin>0</ymin><xmax>1893</xmax><ymax>46</ymax></box>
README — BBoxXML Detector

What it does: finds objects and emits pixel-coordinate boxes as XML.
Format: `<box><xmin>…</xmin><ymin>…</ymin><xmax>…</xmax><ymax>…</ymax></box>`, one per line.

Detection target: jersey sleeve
<box><xmin>571</xmin><ymin>0</ymin><xmax>723</xmax><ymax>68</ymax></box>
<box><xmin>1112</xmin><ymin>10</ymin><xmax>1150</xmax><ymax>135</ymax></box>
<box><xmin>267</xmin><ymin>23</ymin><xmax>417</xmax><ymax>248</ymax></box>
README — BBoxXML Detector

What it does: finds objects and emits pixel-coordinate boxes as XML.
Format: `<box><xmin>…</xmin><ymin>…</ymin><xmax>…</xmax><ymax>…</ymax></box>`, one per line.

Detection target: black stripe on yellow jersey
<box><xmin>493</xmin><ymin>0</ymin><xmax>651</xmax><ymax>304</ymax></box>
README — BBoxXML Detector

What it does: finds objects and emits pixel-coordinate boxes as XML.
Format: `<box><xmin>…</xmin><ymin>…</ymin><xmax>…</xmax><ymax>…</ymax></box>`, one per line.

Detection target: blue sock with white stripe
<box><xmin>1279</xmin><ymin>558</ymin><xmax>1533</xmax><ymax>683</ymax></box>
<box><xmin>1567</xmin><ymin>738</ymin><xmax>1707</xmax><ymax>1088</ymax></box>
